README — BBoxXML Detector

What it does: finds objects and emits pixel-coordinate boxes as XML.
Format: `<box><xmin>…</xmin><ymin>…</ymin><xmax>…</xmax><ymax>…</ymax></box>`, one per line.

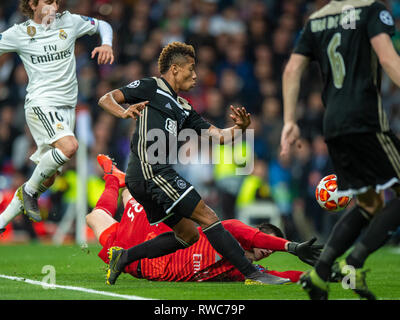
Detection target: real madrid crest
<box><xmin>59</xmin><ymin>29</ymin><xmax>67</xmax><ymax>40</ymax></box>
<box><xmin>27</xmin><ymin>26</ymin><xmax>36</xmax><ymax>37</ymax></box>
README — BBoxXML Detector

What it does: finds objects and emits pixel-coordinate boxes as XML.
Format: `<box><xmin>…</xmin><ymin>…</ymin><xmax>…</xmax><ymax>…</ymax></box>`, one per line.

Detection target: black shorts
<box><xmin>126</xmin><ymin>167</ymin><xmax>202</xmax><ymax>228</ymax></box>
<box><xmin>326</xmin><ymin>131</ymin><xmax>400</xmax><ymax>194</ymax></box>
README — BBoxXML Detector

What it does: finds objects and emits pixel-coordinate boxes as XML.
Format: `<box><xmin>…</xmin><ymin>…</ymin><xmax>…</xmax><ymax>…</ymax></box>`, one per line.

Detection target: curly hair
<box><xmin>158</xmin><ymin>42</ymin><xmax>195</xmax><ymax>75</ymax></box>
<box><xmin>19</xmin><ymin>0</ymin><xmax>59</xmax><ymax>19</ymax></box>
<box><xmin>20</xmin><ymin>0</ymin><xmax>38</xmax><ymax>19</ymax></box>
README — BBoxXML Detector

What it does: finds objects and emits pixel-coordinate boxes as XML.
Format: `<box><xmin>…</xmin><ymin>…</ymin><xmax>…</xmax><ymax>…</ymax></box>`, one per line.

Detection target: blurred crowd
<box><xmin>1</xmin><ymin>0</ymin><xmax>400</xmax><ymax>244</ymax></box>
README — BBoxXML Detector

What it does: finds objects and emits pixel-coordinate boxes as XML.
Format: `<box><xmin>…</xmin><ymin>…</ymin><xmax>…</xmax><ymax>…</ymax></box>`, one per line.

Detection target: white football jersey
<box><xmin>0</xmin><ymin>11</ymin><xmax>99</xmax><ymax>109</ymax></box>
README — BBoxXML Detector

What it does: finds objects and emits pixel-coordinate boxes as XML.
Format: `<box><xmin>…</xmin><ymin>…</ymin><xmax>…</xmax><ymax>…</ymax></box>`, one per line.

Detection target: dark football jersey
<box><xmin>119</xmin><ymin>77</ymin><xmax>211</xmax><ymax>181</ymax></box>
<box><xmin>294</xmin><ymin>0</ymin><xmax>395</xmax><ymax>139</ymax></box>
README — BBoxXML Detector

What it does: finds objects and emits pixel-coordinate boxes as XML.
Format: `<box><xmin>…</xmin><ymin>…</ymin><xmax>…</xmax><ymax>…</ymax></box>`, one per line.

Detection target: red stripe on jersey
<box><xmin>141</xmin><ymin>228</ymin><xmax>234</xmax><ymax>282</ymax></box>
<box><xmin>99</xmin><ymin>199</ymin><xmax>292</xmax><ymax>282</ymax></box>
<box><xmin>98</xmin><ymin>197</ymin><xmax>172</xmax><ymax>267</ymax></box>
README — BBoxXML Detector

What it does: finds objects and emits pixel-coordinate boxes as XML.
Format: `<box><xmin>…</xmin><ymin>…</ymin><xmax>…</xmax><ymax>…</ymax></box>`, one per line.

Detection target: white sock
<box><xmin>25</xmin><ymin>148</ymin><xmax>69</xmax><ymax>196</ymax></box>
<box><xmin>0</xmin><ymin>185</ymin><xmax>49</xmax><ymax>229</ymax></box>
<box><xmin>0</xmin><ymin>194</ymin><xmax>23</xmax><ymax>229</ymax></box>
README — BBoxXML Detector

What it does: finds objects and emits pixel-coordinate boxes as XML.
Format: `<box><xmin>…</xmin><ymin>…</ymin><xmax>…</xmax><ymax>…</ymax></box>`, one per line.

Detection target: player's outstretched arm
<box><xmin>286</xmin><ymin>238</ymin><xmax>323</xmax><ymax>266</ymax></box>
<box><xmin>91</xmin><ymin>20</ymin><xmax>114</xmax><ymax>64</ymax></box>
<box><xmin>371</xmin><ymin>33</ymin><xmax>400</xmax><ymax>88</ymax></box>
<box><xmin>206</xmin><ymin>105</ymin><xmax>251</xmax><ymax>144</ymax></box>
<box><xmin>223</xmin><ymin>220</ymin><xmax>322</xmax><ymax>265</ymax></box>
<box><xmin>280</xmin><ymin>53</ymin><xmax>309</xmax><ymax>159</ymax></box>
<box><xmin>0</xmin><ymin>26</ymin><xmax>19</xmax><ymax>57</ymax></box>
<box><xmin>98</xmin><ymin>89</ymin><xmax>148</xmax><ymax>120</ymax></box>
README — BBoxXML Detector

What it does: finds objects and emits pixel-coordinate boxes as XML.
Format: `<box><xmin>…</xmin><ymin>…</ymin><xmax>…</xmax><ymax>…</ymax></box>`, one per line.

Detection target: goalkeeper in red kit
<box><xmin>87</xmin><ymin>155</ymin><xmax>322</xmax><ymax>283</ymax></box>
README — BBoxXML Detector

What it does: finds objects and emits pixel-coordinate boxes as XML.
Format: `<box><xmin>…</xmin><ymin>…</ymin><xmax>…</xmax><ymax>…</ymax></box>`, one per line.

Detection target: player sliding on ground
<box><xmin>0</xmin><ymin>0</ymin><xmax>114</xmax><ymax>233</ymax></box>
<box><xmin>87</xmin><ymin>155</ymin><xmax>323</xmax><ymax>283</ymax></box>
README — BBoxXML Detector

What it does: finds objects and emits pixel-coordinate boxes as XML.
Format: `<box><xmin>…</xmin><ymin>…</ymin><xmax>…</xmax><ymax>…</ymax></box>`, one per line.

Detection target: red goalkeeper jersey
<box><xmin>98</xmin><ymin>198</ymin><xmax>301</xmax><ymax>282</ymax></box>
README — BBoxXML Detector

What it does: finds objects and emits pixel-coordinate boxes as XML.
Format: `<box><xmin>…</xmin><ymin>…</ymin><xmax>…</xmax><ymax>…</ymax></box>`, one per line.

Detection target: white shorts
<box><xmin>25</xmin><ymin>105</ymin><xmax>76</xmax><ymax>164</ymax></box>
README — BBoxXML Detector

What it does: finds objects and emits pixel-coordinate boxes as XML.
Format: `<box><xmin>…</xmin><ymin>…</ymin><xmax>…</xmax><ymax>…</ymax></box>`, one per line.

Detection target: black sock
<box><xmin>346</xmin><ymin>198</ymin><xmax>400</xmax><ymax>268</ymax></box>
<box><xmin>123</xmin><ymin>232</ymin><xmax>188</xmax><ymax>265</ymax></box>
<box><xmin>202</xmin><ymin>221</ymin><xmax>257</xmax><ymax>277</ymax></box>
<box><xmin>315</xmin><ymin>205</ymin><xmax>371</xmax><ymax>281</ymax></box>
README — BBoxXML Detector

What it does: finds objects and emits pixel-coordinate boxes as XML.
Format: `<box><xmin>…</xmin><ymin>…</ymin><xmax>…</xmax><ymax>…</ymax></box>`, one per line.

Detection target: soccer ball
<box><xmin>315</xmin><ymin>174</ymin><xmax>352</xmax><ymax>212</ymax></box>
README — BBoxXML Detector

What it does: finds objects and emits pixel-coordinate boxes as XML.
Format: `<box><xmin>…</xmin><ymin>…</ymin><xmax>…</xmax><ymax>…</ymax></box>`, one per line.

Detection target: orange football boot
<box><xmin>97</xmin><ymin>154</ymin><xmax>126</xmax><ymax>188</ymax></box>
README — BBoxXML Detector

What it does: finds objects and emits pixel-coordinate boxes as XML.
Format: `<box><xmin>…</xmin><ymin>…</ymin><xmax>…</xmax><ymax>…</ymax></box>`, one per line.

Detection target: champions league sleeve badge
<box><xmin>379</xmin><ymin>10</ymin><xmax>394</xmax><ymax>26</ymax></box>
<box><xmin>80</xmin><ymin>15</ymin><xmax>96</xmax><ymax>25</ymax></box>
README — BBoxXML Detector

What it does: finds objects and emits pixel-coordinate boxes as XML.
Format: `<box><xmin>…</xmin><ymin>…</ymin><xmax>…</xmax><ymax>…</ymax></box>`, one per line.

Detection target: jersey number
<box><xmin>48</xmin><ymin>111</ymin><xmax>64</xmax><ymax>124</ymax></box>
<box><xmin>327</xmin><ymin>33</ymin><xmax>346</xmax><ymax>89</ymax></box>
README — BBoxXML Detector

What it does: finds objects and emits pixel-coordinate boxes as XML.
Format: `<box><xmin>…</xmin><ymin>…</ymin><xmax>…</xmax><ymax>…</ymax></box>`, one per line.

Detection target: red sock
<box><xmin>94</xmin><ymin>175</ymin><xmax>119</xmax><ymax>217</ymax></box>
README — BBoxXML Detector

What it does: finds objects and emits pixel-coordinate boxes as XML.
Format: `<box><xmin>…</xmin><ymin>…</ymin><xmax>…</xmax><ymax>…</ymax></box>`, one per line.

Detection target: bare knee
<box><xmin>173</xmin><ymin>219</ymin><xmax>200</xmax><ymax>246</ymax></box>
<box><xmin>53</xmin><ymin>136</ymin><xmax>79</xmax><ymax>158</ymax></box>
<box><xmin>182</xmin><ymin>231</ymin><xmax>200</xmax><ymax>246</ymax></box>
<box><xmin>190</xmin><ymin>200</ymin><xmax>219</xmax><ymax>229</ymax></box>
<box><xmin>62</xmin><ymin>140</ymin><xmax>79</xmax><ymax>158</ymax></box>
<box><xmin>175</xmin><ymin>228</ymin><xmax>199</xmax><ymax>246</ymax></box>
<box><xmin>86</xmin><ymin>210</ymin><xmax>102</xmax><ymax>229</ymax></box>
<box><xmin>186</xmin><ymin>231</ymin><xmax>200</xmax><ymax>245</ymax></box>
<box><xmin>357</xmin><ymin>190</ymin><xmax>384</xmax><ymax>215</ymax></box>
<box><xmin>86</xmin><ymin>211</ymin><xmax>95</xmax><ymax>228</ymax></box>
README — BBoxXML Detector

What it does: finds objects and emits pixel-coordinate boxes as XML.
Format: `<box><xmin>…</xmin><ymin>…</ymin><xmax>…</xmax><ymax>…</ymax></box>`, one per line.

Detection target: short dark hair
<box><xmin>158</xmin><ymin>42</ymin><xmax>195</xmax><ymax>74</ymax></box>
<box><xmin>257</xmin><ymin>222</ymin><xmax>285</xmax><ymax>239</ymax></box>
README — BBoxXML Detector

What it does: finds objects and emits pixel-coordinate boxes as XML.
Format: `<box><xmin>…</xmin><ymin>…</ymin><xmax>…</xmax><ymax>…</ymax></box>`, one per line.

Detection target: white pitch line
<box><xmin>390</xmin><ymin>247</ymin><xmax>400</xmax><ymax>255</ymax></box>
<box><xmin>0</xmin><ymin>274</ymin><xmax>154</xmax><ymax>300</ymax></box>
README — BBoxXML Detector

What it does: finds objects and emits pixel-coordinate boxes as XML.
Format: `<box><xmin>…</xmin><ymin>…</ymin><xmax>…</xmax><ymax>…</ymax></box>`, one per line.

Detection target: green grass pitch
<box><xmin>0</xmin><ymin>243</ymin><xmax>399</xmax><ymax>300</ymax></box>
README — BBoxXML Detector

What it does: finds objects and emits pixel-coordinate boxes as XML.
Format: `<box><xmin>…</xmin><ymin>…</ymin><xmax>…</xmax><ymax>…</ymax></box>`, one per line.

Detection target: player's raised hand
<box><xmin>122</xmin><ymin>101</ymin><xmax>149</xmax><ymax>120</ymax></box>
<box><xmin>230</xmin><ymin>105</ymin><xmax>251</xmax><ymax>130</ymax></box>
<box><xmin>280</xmin><ymin>121</ymin><xmax>301</xmax><ymax>159</ymax></box>
<box><xmin>91</xmin><ymin>44</ymin><xmax>114</xmax><ymax>65</ymax></box>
